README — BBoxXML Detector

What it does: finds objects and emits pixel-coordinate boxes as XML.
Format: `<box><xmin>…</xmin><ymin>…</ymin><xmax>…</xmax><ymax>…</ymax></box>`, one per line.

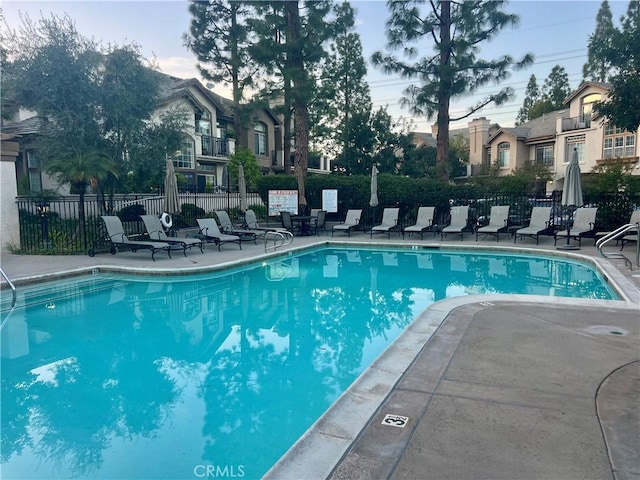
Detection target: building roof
<box><xmin>1</xmin><ymin>116</ymin><xmax>42</xmax><ymax>136</ymax></box>
<box><xmin>487</xmin><ymin>109</ymin><xmax>569</xmax><ymax>144</ymax></box>
<box><xmin>563</xmin><ymin>81</ymin><xmax>611</xmax><ymax>105</ymax></box>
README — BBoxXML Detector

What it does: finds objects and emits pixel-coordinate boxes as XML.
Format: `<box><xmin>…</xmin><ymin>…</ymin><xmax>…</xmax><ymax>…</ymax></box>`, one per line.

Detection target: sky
<box><xmin>1</xmin><ymin>0</ymin><xmax>631</xmax><ymax>132</ymax></box>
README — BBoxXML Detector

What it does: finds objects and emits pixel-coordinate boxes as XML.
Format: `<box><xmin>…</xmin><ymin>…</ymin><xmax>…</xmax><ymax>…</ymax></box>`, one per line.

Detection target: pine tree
<box><xmin>185</xmin><ymin>0</ymin><xmax>260</xmax><ymax>141</ymax></box>
<box><xmin>316</xmin><ymin>31</ymin><xmax>373</xmax><ymax>172</ymax></box>
<box><xmin>583</xmin><ymin>0</ymin><xmax>616</xmax><ymax>82</ymax></box>
<box><xmin>516</xmin><ymin>75</ymin><xmax>540</xmax><ymax>125</ymax></box>
<box><xmin>594</xmin><ymin>0</ymin><xmax>640</xmax><ymax>131</ymax></box>
<box><xmin>542</xmin><ymin>65</ymin><xmax>572</xmax><ymax>109</ymax></box>
<box><xmin>372</xmin><ymin>0</ymin><xmax>533</xmax><ymax>180</ymax></box>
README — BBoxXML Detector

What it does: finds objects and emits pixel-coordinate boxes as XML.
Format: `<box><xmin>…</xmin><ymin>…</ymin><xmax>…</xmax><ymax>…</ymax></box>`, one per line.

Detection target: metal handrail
<box><xmin>0</xmin><ymin>266</ymin><xmax>17</xmax><ymax>309</ymax></box>
<box><xmin>264</xmin><ymin>230</ymin><xmax>294</xmax><ymax>253</ymax></box>
<box><xmin>596</xmin><ymin>223</ymin><xmax>639</xmax><ymax>269</ymax></box>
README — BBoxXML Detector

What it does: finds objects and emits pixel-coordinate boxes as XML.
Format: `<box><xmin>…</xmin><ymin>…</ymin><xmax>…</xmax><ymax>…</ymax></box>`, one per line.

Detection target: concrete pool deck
<box><xmin>1</xmin><ymin>232</ymin><xmax>639</xmax><ymax>479</ymax></box>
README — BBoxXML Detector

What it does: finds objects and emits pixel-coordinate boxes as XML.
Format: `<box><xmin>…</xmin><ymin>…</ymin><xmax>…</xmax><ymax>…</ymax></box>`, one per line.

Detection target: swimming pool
<box><xmin>0</xmin><ymin>247</ymin><xmax>617</xmax><ymax>479</ymax></box>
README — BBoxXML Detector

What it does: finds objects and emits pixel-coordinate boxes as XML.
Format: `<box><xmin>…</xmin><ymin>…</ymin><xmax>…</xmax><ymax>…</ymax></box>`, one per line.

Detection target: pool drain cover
<box><xmin>382</xmin><ymin>414</ymin><xmax>409</xmax><ymax>428</ymax></box>
<box><xmin>585</xmin><ymin>325</ymin><xmax>628</xmax><ymax>336</ymax></box>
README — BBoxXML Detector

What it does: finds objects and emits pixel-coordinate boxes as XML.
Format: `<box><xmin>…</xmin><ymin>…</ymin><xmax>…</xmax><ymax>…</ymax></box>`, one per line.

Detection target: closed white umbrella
<box><xmin>162</xmin><ymin>158</ymin><xmax>180</xmax><ymax>230</ymax></box>
<box><xmin>238</xmin><ymin>163</ymin><xmax>248</xmax><ymax>213</ymax></box>
<box><xmin>369</xmin><ymin>165</ymin><xmax>379</xmax><ymax>208</ymax></box>
<box><xmin>559</xmin><ymin>148</ymin><xmax>583</xmax><ymax>249</ymax></box>
<box><xmin>562</xmin><ymin>148</ymin><xmax>584</xmax><ymax>208</ymax></box>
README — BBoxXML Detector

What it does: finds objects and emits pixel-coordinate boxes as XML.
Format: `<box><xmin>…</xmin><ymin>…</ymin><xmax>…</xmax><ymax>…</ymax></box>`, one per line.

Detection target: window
<box><xmin>497</xmin><ymin>142</ymin><xmax>510</xmax><ymax>168</ymax></box>
<box><xmin>29</xmin><ymin>171</ymin><xmax>42</xmax><ymax>192</ymax></box>
<box><xmin>535</xmin><ymin>145</ymin><xmax>554</xmax><ymax>166</ymax></box>
<box><xmin>603</xmin><ymin>123</ymin><xmax>636</xmax><ymax>159</ymax></box>
<box><xmin>174</xmin><ymin>136</ymin><xmax>195</xmax><ymax>169</ymax></box>
<box><xmin>27</xmin><ymin>150</ymin><xmax>39</xmax><ymax>168</ymax></box>
<box><xmin>196</xmin><ymin>109</ymin><xmax>212</xmax><ymax>136</ymax></box>
<box><xmin>566</xmin><ymin>138</ymin><xmax>585</xmax><ymax>163</ymax></box>
<box><xmin>254</xmin><ymin>122</ymin><xmax>267</xmax><ymax>156</ymax></box>
<box><xmin>580</xmin><ymin>93</ymin><xmax>601</xmax><ymax>126</ymax></box>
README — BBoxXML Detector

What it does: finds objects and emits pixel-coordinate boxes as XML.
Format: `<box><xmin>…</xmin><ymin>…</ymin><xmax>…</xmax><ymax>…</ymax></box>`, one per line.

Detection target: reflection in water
<box><xmin>0</xmin><ymin>249</ymin><xmax>614</xmax><ymax>479</ymax></box>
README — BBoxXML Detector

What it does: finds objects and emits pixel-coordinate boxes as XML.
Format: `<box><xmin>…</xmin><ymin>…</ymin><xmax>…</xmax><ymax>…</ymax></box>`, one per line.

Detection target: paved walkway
<box><xmin>2</xmin><ymin>231</ymin><xmax>639</xmax><ymax>480</ymax></box>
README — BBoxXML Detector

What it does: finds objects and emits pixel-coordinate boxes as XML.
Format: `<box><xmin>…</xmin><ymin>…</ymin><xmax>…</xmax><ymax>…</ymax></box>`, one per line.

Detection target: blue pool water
<box><xmin>0</xmin><ymin>247</ymin><xmax>616</xmax><ymax>479</ymax></box>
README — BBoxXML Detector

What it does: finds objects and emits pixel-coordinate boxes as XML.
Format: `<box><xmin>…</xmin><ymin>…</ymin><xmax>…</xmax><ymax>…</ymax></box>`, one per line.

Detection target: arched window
<box><xmin>254</xmin><ymin>122</ymin><xmax>267</xmax><ymax>156</ymax></box>
<box><xmin>497</xmin><ymin>142</ymin><xmax>510</xmax><ymax>168</ymax></box>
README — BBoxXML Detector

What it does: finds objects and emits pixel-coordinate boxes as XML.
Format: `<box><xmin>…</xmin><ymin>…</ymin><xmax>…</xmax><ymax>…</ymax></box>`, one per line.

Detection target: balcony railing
<box><xmin>200</xmin><ymin>135</ymin><xmax>229</xmax><ymax>157</ymax></box>
<box><xmin>561</xmin><ymin>115</ymin><xmax>592</xmax><ymax>132</ymax></box>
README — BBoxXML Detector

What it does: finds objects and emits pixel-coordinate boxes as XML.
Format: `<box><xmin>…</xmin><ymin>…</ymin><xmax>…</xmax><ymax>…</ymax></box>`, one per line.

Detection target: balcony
<box><xmin>200</xmin><ymin>135</ymin><xmax>229</xmax><ymax>157</ymax></box>
<box><xmin>561</xmin><ymin>115</ymin><xmax>592</xmax><ymax>132</ymax></box>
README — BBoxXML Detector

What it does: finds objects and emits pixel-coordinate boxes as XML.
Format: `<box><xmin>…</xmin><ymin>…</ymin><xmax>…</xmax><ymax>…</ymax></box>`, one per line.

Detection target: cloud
<box><xmin>155</xmin><ymin>56</ymin><xmax>200</xmax><ymax>80</ymax></box>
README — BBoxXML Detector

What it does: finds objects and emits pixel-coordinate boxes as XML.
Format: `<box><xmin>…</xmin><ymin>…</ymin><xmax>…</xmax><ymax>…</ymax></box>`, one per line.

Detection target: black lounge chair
<box><xmin>100</xmin><ymin>215</ymin><xmax>172</xmax><ymax>261</ymax></box>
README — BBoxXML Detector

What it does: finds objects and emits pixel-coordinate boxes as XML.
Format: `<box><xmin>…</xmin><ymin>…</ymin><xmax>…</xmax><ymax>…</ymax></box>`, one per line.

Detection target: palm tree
<box><xmin>46</xmin><ymin>148</ymin><xmax>119</xmax><ymax>250</ymax></box>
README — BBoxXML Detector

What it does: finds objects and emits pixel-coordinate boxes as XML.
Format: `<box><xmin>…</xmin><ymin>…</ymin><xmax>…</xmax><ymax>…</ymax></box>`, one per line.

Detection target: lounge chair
<box><xmin>403</xmin><ymin>206</ymin><xmax>436</xmax><ymax>239</ymax></box>
<box><xmin>244</xmin><ymin>209</ymin><xmax>288</xmax><ymax>233</ymax></box>
<box><xmin>595</xmin><ymin>209</ymin><xmax>640</xmax><ymax>249</ymax></box>
<box><xmin>196</xmin><ymin>218</ymin><xmax>243</xmax><ymax>251</ymax></box>
<box><xmin>371</xmin><ymin>207</ymin><xmax>400</xmax><ymax>238</ymax></box>
<box><xmin>476</xmin><ymin>205</ymin><xmax>510</xmax><ymax>242</ymax></box>
<box><xmin>553</xmin><ymin>207</ymin><xmax>598</xmax><ymax>247</ymax></box>
<box><xmin>215</xmin><ymin>210</ymin><xmax>260</xmax><ymax>242</ymax></box>
<box><xmin>441</xmin><ymin>206</ymin><xmax>470</xmax><ymax>241</ymax></box>
<box><xmin>332</xmin><ymin>209</ymin><xmax>362</xmax><ymax>237</ymax></box>
<box><xmin>514</xmin><ymin>207</ymin><xmax>552</xmax><ymax>244</ymax></box>
<box><xmin>140</xmin><ymin>215</ymin><xmax>204</xmax><ymax>255</ymax></box>
<box><xmin>100</xmin><ymin>215</ymin><xmax>172</xmax><ymax>261</ymax></box>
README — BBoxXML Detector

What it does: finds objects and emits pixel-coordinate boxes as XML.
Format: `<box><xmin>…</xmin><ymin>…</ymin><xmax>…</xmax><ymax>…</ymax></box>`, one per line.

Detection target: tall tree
<box><xmin>185</xmin><ymin>0</ymin><xmax>259</xmax><ymax>141</ymax></box>
<box><xmin>594</xmin><ymin>0</ymin><xmax>640</xmax><ymax>132</ymax></box>
<box><xmin>542</xmin><ymin>65</ymin><xmax>572</xmax><ymax>108</ymax></box>
<box><xmin>316</xmin><ymin>31</ymin><xmax>373</xmax><ymax>168</ymax></box>
<box><xmin>516</xmin><ymin>75</ymin><xmax>540</xmax><ymax>125</ymax></box>
<box><xmin>583</xmin><ymin>0</ymin><xmax>616</xmax><ymax>82</ymax></box>
<box><xmin>526</xmin><ymin>65</ymin><xmax>572</xmax><ymax>121</ymax></box>
<box><xmin>372</xmin><ymin>0</ymin><xmax>532</xmax><ymax>180</ymax></box>
<box><xmin>250</xmin><ymin>0</ymin><xmax>354</xmax><ymax>206</ymax></box>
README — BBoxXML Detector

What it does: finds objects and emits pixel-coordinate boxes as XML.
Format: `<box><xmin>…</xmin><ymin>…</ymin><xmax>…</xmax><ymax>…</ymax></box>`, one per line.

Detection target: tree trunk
<box><xmin>436</xmin><ymin>0</ymin><xmax>452</xmax><ymax>181</ymax></box>
<box><xmin>287</xmin><ymin>0</ymin><xmax>308</xmax><ymax>207</ymax></box>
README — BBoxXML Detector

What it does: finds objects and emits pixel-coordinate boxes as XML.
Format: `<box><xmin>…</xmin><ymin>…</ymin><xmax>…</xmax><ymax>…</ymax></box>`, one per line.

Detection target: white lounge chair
<box><xmin>554</xmin><ymin>207</ymin><xmax>598</xmax><ymax>247</ymax></box>
<box><xmin>403</xmin><ymin>206</ymin><xmax>436</xmax><ymax>239</ymax></box>
<box><xmin>140</xmin><ymin>215</ymin><xmax>204</xmax><ymax>255</ymax></box>
<box><xmin>100</xmin><ymin>215</ymin><xmax>172</xmax><ymax>261</ymax></box>
<box><xmin>332</xmin><ymin>209</ymin><xmax>362</xmax><ymax>237</ymax></box>
<box><xmin>441</xmin><ymin>206</ymin><xmax>470</xmax><ymax>241</ymax></box>
<box><xmin>371</xmin><ymin>207</ymin><xmax>400</xmax><ymax>238</ymax></box>
<box><xmin>476</xmin><ymin>205</ymin><xmax>510</xmax><ymax>242</ymax></box>
<box><xmin>196</xmin><ymin>218</ymin><xmax>243</xmax><ymax>251</ymax></box>
<box><xmin>514</xmin><ymin>207</ymin><xmax>552</xmax><ymax>244</ymax></box>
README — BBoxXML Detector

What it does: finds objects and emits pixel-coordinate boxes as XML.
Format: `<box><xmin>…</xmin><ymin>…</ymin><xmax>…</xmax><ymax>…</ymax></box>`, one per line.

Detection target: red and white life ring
<box><xmin>160</xmin><ymin>212</ymin><xmax>173</xmax><ymax>229</ymax></box>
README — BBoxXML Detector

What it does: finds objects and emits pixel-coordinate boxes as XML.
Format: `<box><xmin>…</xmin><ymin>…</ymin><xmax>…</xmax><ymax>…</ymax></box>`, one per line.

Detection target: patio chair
<box><xmin>100</xmin><ymin>215</ymin><xmax>172</xmax><ymax>261</ymax></box>
<box><xmin>371</xmin><ymin>207</ymin><xmax>401</xmax><ymax>238</ymax></box>
<box><xmin>403</xmin><ymin>206</ymin><xmax>436</xmax><ymax>239</ymax></box>
<box><xmin>244</xmin><ymin>209</ymin><xmax>287</xmax><ymax>233</ymax></box>
<box><xmin>140</xmin><ymin>215</ymin><xmax>204</xmax><ymax>255</ymax></box>
<box><xmin>313</xmin><ymin>210</ymin><xmax>328</xmax><ymax>235</ymax></box>
<box><xmin>514</xmin><ymin>207</ymin><xmax>552</xmax><ymax>244</ymax></box>
<box><xmin>595</xmin><ymin>209</ymin><xmax>640</xmax><ymax>250</ymax></box>
<box><xmin>553</xmin><ymin>207</ymin><xmax>598</xmax><ymax>247</ymax></box>
<box><xmin>332</xmin><ymin>209</ymin><xmax>362</xmax><ymax>237</ymax></box>
<box><xmin>196</xmin><ymin>218</ymin><xmax>243</xmax><ymax>251</ymax></box>
<box><xmin>215</xmin><ymin>210</ymin><xmax>260</xmax><ymax>243</ymax></box>
<box><xmin>476</xmin><ymin>205</ymin><xmax>510</xmax><ymax>242</ymax></box>
<box><xmin>441</xmin><ymin>206</ymin><xmax>470</xmax><ymax>241</ymax></box>
<box><xmin>280</xmin><ymin>211</ymin><xmax>295</xmax><ymax>234</ymax></box>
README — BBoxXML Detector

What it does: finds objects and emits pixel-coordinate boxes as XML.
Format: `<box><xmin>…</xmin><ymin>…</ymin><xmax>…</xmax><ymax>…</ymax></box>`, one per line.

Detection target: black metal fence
<box><xmin>12</xmin><ymin>190</ymin><xmax>640</xmax><ymax>255</ymax></box>
<box><xmin>14</xmin><ymin>192</ymin><xmax>265</xmax><ymax>255</ymax></box>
